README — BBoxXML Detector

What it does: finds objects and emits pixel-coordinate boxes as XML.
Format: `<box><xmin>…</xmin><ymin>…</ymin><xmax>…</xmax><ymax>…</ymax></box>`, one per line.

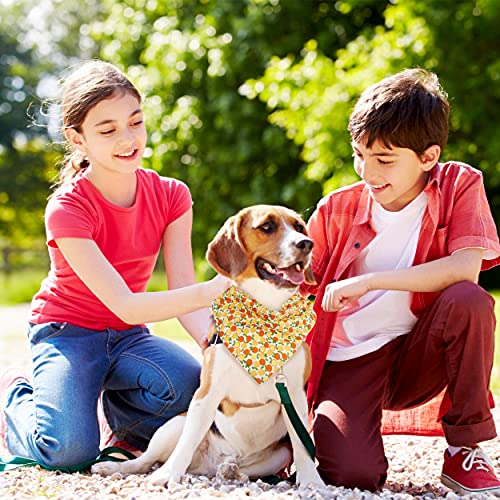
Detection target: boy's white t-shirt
<box><xmin>327</xmin><ymin>191</ymin><xmax>429</xmax><ymax>362</ymax></box>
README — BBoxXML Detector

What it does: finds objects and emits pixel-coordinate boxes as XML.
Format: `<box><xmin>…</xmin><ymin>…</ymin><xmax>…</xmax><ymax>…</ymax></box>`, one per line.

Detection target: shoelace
<box><xmin>461</xmin><ymin>447</ymin><xmax>494</xmax><ymax>472</ymax></box>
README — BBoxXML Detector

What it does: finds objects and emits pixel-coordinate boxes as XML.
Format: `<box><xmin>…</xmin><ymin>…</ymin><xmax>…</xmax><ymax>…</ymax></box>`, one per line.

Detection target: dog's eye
<box><xmin>258</xmin><ymin>221</ymin><xmax>275</xmax><ymax>234</ymax></box>
<box><xmin>294</xmin><ymin>222</ymin><xmax>306</xmax><ymax>233</ymax></box>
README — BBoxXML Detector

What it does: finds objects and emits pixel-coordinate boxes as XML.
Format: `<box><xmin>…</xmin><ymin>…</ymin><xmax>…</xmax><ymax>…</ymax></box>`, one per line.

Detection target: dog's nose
<box><xmin>295</xmin><ymin>238</ymin><xmax>313</xmax><ymax>252</ymax></box>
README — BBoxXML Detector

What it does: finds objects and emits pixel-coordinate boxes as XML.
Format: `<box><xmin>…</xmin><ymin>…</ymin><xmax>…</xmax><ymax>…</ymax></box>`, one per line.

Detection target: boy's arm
<box><xmin>322</xmin><ymin>248</ymin><xmax>482</xmax><ymax>312</ymax></box>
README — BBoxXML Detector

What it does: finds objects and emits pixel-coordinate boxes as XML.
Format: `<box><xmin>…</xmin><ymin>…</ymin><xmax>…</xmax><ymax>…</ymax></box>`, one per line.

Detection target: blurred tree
<box><xmin>0</xmin><ymin>8</ymin><xmax>51</xmax><ymax>256</ymax></box>
<box><xmin>2</xmin><ymin>0</ymin><xmax>499</xmax><ymax>286</ymax></box>
<box><xmin>0</xmin><ymin>0</ymin><xmax>105</xmax><ymax>266</ymax></box>
<box><xmin>86</xmin><ymin>0</ymin><xmax>389</xmax><ymax>267</ymax></box>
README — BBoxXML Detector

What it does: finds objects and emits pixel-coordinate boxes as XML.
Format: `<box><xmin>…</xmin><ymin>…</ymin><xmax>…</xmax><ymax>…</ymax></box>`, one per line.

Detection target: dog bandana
<box><xmin>211</xmin><ymin>286</ymin><xmax>316</xmax><ymax>384</ymax></box>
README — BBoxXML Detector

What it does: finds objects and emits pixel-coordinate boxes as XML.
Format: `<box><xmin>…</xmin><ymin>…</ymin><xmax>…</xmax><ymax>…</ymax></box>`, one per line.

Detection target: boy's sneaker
<box><xmin>0</xmin><ymin>368</ymin><xmax>30</xmax><ymax>450</ymax></box>
<box><xmin>441</xmin><ymin>446</ymin><xmax>500</xmax><ymax>495</ymax></box>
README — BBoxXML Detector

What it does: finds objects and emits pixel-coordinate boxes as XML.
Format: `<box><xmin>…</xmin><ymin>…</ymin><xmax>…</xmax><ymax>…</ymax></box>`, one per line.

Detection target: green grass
<box><xmin>0</xmin><ymin>269</ymin><xmax>47</xmax><ymax>304</ymax></box>
<box><xmin>150</xmin><ymin>318</ymin><xmax>194</xmax><ymax>343</ymax></box>
<box><xmin>0</xmin><ymin>269</ymin><xmax>180</xmax><ymax>305</ymax></box>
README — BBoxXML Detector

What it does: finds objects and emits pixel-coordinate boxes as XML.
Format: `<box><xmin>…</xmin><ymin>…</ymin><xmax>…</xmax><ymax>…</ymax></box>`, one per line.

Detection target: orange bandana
<box><xmin>211</xmin><ymin>286</ymin><xmax>316</xmax><ymax>384</ymax></box>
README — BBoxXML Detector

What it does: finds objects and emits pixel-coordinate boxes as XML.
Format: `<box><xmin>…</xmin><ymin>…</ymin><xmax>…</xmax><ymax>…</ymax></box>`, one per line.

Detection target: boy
<box><xmin>303</xmin><ymin>69</ymin><xmax>500</xmax><ymax>495</ymax></box>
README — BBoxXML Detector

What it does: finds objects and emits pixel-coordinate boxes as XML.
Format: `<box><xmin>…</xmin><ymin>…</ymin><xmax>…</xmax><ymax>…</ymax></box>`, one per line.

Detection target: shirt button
<box><xmin>354</xmin><ymin>242</ymin><xmax>361</xmax><ymax>249</ymax></box>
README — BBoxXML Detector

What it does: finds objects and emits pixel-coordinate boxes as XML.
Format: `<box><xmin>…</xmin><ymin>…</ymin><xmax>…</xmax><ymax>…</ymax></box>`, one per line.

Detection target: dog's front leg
<box><xmin>148</xmin><ymin>347</ymin><xmax>222</xmax><ymax>488</ymax></box>
<box><xmin>281</xmin><ymin>384</ymin><xmax>325</xmax><ymax>488</ymax></box>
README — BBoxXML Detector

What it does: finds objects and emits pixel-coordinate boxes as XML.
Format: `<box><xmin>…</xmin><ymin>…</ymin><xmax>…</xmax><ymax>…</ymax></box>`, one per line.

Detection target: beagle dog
<box><xmin>92</xmin><ymin>205</ymin><xmax>325</xmax><ymax>488</ymax></box>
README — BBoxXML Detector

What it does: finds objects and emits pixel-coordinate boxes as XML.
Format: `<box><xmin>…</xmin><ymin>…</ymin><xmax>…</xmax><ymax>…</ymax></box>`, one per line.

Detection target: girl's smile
<box><xmin>114</xmin><ymin>149</ymin><xmax>140</xmax><ymax>161</ymax></box>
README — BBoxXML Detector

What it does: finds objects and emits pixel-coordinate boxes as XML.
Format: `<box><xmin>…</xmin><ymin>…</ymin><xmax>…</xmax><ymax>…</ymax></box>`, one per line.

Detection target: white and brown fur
<box><xmin>92</xmin><ymin>205</ymin><xmax>325</xmax><ymax>488</ymax></box>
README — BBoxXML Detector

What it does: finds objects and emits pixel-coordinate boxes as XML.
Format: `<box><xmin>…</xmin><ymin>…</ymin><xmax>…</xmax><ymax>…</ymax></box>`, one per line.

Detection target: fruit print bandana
<box><xmin>211</xmin><ymin>286</ymin><xmax>316</xmax><ymax>385</ymax></box>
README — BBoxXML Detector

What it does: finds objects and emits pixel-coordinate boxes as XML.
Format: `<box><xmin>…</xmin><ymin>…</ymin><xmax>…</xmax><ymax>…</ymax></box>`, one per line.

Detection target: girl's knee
<box><xmin>161</xmin><ymin>366</ymin><xmax>200</xmax><ymax>415</ymax></box>
<box><xmin>31</xmin><ymin>433</ymin><xmax>100</xmax><ymax>468</ymax></box>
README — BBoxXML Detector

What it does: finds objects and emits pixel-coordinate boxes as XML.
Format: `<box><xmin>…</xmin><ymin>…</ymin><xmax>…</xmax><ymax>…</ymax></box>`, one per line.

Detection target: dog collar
<box><xmin>211</xmin><ymin>286</ymin><xmax>316</xmax><ymax>384</ymax></box>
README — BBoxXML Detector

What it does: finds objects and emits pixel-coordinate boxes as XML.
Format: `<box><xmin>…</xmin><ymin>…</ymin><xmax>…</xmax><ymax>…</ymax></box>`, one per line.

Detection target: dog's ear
<box><xmin>304</xmin><ymin>263</ymin><xmax>316</xmax><ymax>285</ymax></box>
<box><xmin>206</xmin><ymin>214</ymin><xmax>248</xmax><ymax>278</ymax></box>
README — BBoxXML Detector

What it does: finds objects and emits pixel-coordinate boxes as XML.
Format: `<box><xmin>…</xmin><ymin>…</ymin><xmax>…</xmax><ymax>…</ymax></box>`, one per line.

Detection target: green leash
<box><xmin>0</xmin><ymin>446</ymin><xmax>136</xmax><ymax>473</ymax></box>
<box><xmin>260</xmin><ymin>374</ymin><xmax>315</xmax><ymax>485</ymax></box>
<box><xmin>1</xmin><ymin>377</ymin><xmax>314</xmax><ymax>482</ymax></box>
<box><xmin>275</xmin><ymin>374</ymin><xmax>315</xmax><ymax>461</ymax></box>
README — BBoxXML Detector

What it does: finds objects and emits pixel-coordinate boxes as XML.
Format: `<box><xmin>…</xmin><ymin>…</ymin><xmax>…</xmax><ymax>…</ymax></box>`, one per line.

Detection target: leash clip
<box><xmin>276</xmin><ymin>370</ymin><xmax>287</xmax><ymax>386</ymax></box>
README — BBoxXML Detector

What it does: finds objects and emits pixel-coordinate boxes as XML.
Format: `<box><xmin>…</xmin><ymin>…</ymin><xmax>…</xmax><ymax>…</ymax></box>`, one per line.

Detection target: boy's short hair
<box><xmin>348</xmin><ymin>68</ymin><xmax>450</xmax><ymax>155</ymax></box>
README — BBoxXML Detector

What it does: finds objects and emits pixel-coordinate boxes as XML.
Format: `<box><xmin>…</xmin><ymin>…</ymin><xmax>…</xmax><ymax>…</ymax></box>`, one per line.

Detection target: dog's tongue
<box><xmin>277</xmin><ymin>264</ymin><xmax>305</xmax><ymax>285</ymax></box>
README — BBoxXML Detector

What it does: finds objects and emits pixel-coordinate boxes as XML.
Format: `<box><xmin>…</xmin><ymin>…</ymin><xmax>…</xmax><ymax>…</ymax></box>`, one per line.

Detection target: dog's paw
<box><xmin>216</xmin><ymin>461</ymin><xmax>248</xmax><ymax>482</ymax></box>
<box><xmin>91</xmin><ymin>461</ymin><xmax>122</xmax><ymax>476</ymax></box>
<box><xmin>147</xmin><ymin>466</ymin><xmax>184</xmax><ymax>488</ymax></box>
<box><xmin>216</xmin><ymin>461</ymin><xmax>239</xmax><ymax>480</ymax></box>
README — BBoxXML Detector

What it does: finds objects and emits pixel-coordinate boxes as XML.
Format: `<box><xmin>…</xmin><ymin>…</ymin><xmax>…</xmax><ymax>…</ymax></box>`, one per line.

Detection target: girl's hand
<box><xmin>204</xmin><ymin>274</ymin><xmax>232</xmax><ymax>303</ymax></box>
<box><xmin>199</xmin><ymin>316</ymin><xmax>217</xmax><ymax>353</ymax></box>
<box><xmin>322</xmin><ymin>276</ymin><xmax>372</xmax><ymax>312</ymax></box>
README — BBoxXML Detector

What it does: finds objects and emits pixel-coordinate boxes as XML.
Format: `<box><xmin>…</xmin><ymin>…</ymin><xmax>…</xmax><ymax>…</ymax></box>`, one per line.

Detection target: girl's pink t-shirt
<box><xmin>30</xmin><ymin>168</ymin><xmax>192</xmax><ymax>331</ymax></box>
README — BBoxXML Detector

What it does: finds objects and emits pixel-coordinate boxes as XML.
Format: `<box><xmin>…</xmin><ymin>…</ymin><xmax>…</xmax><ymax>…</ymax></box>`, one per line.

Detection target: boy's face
<box><xmin>352</xmin><ymin>139</ymin><xmax>439</xmax><ymax>211</ymax></box>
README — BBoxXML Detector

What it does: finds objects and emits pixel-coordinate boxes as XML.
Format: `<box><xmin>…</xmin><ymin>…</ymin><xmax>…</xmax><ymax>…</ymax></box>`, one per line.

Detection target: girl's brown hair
<box><xmin>348</xmin><ymin>68</ymin><xmax>450</xmax><ymax>156</ymax></box>
<box><xmin>54</xmin><ymin>60</ymin><xmax>142</xmax><ymax>192</ymax></box>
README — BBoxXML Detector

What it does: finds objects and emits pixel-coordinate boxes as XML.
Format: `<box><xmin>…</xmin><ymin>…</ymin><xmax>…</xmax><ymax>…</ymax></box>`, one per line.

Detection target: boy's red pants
<box><xmin>312</xmin><ymin>281</ymin><xmax>497</xmax><ymax>491</ymax></box>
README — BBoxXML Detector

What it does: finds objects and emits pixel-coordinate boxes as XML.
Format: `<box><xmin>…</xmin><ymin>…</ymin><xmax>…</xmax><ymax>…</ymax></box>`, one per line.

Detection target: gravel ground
<box><xmin>1</xmin><ymin>420</ymin><xmax>499</xmax><ymax>500</ymax></box>
<box><xmin>1</xmin><ymin>304</ymin><xmax>499</xmax><ymax>499</ymax></box>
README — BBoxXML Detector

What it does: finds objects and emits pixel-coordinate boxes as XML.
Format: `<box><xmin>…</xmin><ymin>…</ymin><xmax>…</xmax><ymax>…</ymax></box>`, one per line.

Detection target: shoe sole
<box><xmin>441</xmin><ymin>474</ymin><xmax>500</xmax><ymax>496</ymax></box>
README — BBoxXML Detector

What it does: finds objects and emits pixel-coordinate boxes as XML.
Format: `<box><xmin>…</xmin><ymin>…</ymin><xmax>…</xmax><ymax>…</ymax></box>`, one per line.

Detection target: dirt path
<box><xmin>0</xmin><ymin>303</ymin><xmax>32</xmax><ymax>370</ymax></box>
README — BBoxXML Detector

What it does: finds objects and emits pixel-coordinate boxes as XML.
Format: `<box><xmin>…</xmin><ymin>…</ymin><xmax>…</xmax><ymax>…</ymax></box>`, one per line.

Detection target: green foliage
<box><xmin>84</xmin><ymin>0</ymin><xmax>391</xmax><ymax>264</ymax></box>
<box><xmin>247</xmin><ymin>0</ymin><xmax>500</xmax><ymax>284</ymax></box>
<box><xmin>0</xmin><ymin>2</ymin><xmax>50</xmax><ymax>249</ymax></box>
<box><xmin>1</xmin><ymin>0</ymin><xmax>500</xmax><ymax>286</ymax></box>
<box><xmin>0</xmin><ymin>0</ymin><xmax>103</xmax><ymax>252</ymax></box>
<box><xmin>0</xmin><ymin>141</ymin><xmax>58</xmax><ymax>248</ymax></box>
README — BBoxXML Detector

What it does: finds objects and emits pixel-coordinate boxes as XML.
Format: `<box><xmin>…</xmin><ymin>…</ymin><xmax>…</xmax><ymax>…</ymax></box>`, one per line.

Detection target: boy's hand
<box><xmin>322</xmin><ymin>276</ymin><xmax>371</xmax><ymax>312</ymax></box>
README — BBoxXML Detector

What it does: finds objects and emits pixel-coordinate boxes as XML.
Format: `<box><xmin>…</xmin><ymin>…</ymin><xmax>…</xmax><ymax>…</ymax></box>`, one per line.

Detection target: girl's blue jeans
<box><xmin>3</xmin><ymin>322</ymin><xmax>201</xmax><ymax>467</ymax></box>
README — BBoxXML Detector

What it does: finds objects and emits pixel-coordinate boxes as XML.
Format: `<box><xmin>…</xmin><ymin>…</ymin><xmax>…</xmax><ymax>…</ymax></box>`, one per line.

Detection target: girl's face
<box><xmin>66</xmin><ymin>91</ymin><xmax>147</xmax><ymax>177</ymax></box>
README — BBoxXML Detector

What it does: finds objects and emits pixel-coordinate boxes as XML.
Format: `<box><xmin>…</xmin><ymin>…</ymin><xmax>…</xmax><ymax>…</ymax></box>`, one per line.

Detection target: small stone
<box><xmin>392</xmin><ymin>464</ymin><xmax>406</xmax><ymax>473</ymax></box>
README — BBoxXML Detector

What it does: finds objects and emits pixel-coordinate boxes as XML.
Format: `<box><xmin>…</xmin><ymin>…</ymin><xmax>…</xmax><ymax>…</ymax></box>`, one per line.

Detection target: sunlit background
<box><xmin>0</xmin><ymin>0</ymin><xmax>498</xmax><ymax>391</ymax></box>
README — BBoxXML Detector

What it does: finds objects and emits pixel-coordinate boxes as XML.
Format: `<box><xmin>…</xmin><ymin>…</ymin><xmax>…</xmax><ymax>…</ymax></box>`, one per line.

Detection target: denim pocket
<box><xmin>28</xmin><ymin>322</ymin><xmax>68</xmax><ymax>345</ymax></box>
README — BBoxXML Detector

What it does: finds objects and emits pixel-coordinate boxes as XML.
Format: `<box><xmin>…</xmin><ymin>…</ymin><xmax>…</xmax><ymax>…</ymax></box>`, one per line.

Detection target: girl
<box><xmin>0</xmin><ymin>60</ymin><xmax>230</xmax><ymax>467</ymax></box>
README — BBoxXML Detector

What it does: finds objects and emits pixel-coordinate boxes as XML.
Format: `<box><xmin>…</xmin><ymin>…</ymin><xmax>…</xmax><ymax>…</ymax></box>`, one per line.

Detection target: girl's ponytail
<box><xmin>51</xmin><ymin>152</ymin><xmax>89</xmax><ymax>195</ymax></box>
